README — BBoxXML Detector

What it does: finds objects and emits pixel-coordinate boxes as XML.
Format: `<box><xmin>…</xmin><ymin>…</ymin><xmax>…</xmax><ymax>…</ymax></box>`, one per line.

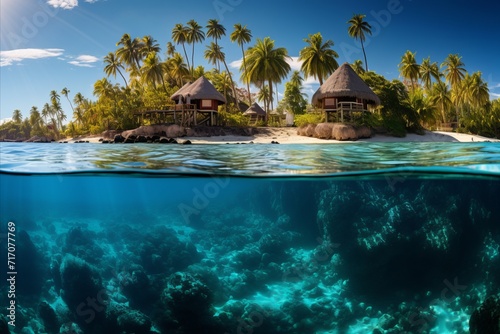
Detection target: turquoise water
<box><xmin>1</xmin><ymin>142</ymin><xmax>500</xmax><ymax>333</ymax></box>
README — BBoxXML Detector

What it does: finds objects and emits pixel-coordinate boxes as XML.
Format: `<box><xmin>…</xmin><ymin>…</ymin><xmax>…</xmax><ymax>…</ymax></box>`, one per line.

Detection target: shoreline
<box><xmin>67</xmin><ymin>128</ymin><xmax>499</xmax><ymax>144</ymax></box>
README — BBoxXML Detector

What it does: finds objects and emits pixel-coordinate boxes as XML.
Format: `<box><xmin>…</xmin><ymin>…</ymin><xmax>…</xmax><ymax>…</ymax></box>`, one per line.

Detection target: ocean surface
<box><xmin>1</xmin><ymin>141</ymin><xmax>500</xmax><ymax>334</ymax></box>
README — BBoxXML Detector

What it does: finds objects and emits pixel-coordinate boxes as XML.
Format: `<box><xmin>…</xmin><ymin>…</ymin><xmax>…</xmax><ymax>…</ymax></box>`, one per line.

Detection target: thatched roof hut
<box><xmin>312</xmin><ymin>63</ymin><xmax>380</xmax><ymax>108</ymax></box>
<box><xmin>243</xmin><ymin>102</ymin><xmax>266</xmax><ymax>117</ymax></box>
<box><xmin>171</xmin><ymin>76</ymin><xmax>226</xmax><ymax>110</ymax></box>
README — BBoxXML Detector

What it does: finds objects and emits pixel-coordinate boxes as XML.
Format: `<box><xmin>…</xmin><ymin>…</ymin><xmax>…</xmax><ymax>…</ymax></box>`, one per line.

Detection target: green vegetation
<box><xmin>2</xmin><ymin>16</ymin><xmax>499</xmax><ymax>141</ymax></box>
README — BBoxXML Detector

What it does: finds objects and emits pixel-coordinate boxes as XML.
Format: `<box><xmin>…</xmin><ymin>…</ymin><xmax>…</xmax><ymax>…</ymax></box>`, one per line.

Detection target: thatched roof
<box><xmin>311</xmin><ymin>63</ymin><xmax>381</xmax><ymax>106</ymax></box>
<box><xmin>243</xmin><ymin>102</ymin><xmax>266</xmax><ymax>116</ymax></box>
<box><xmin>171</xmin><ymin>81</ymin><xmax>192</xmax><ymax>100</ymax></box>
<box><xmin>170</xmin><ymin>76</ymin><xmax>226</xmax><ymax>103</ymax></box>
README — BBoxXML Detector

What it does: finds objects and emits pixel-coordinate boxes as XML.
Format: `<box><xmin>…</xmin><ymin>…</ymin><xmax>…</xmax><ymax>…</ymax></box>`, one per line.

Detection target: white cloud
<box><xmin>287</xmin><ymin>57</ymin><xmax>302</xmax><ymax>71</ymax></box>
<box><xmin>490</xmin><ymin>92</ymin><xmax>500</xmax><ymax>98</ymax></box>
<box><xmin>229</xmin><ymin>58</ymin><xmax>242</xmax><ymax>69</ymax></box>
<box><xmin>68</xmin><ymin>54</ymin><xmax>100</xmax><ymax>67</ymax></box>
<box><xmin>0</xmin><ymin>48</ymin><xmax>64</xmax><ymax>66</ymax></box>
<box><xmin>47</xmin><ymin>0</ymin><xmax>79</xmax><ymax>9</ymax></box>
<box><xmin>0</xmin><ymin>118</ymin><xmax>13</xmax><ymax>125</ymax></box>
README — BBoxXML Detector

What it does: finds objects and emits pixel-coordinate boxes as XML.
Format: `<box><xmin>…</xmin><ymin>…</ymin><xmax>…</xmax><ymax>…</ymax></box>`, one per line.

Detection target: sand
<box><xmin>69</xmin><ymin>128</ymin><xmax>499</xmax><ymax>144</ymax></box>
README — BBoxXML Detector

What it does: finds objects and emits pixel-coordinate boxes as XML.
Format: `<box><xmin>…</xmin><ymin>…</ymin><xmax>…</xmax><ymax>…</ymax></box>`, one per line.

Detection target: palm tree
<box><xmin>61</xmin><ymin>87</ymin><xmax>75</xmax><ymax>115</ymax></box>
<box><xmin>442</xmin><ymin>54</ymin><xmax>466</xmax><ymax>126</ymax></box>
<box><xmin>399</xmin><ymin>50</ymin><xmax>420</xmax><ymax>89</ymax></box>
<box><xmin>431</xmin><ymin>81</ymin><xmax>452</xmax><ymax>123</ymax></box>
<box><xmin>419</xmin><ymin>57</ymin><xmax>441</xmax><ymax>91</ymax></box>
<box><xmin>141</xmin><ymin>35</ymin><xmax>160</xmax><ymax>56</ymax></box>
<box><xmin>442</xmin><ymin>54</ymin><xmax>466</xmax><ymax>89</ymax></box>
<box><xmin>242</xmin><ymin>37</ymin><xmax>291</xmax><ymax>113</ymax></box>
<box><xmin>49</xmin><ymin>90</ymin><xmax>65</xmax><ymax>130</ymax></box>
<box><xmin>461</xmin><ymin>72</ymin><xmax>489</xmax><ymax>109</ymax></box>
<box><xmin>352</xmin><ymin>60</ymin><xmax>365</xmax><ymax>75</ymax></box>
<box><xmin>299</xmin><ymin>32</ymin><xmax>339</xmax><ymax>85</ymax></box>
<box><xmin>172</xmin><ymin>24</ymin><xmax>190</xmax><ymax>73</ymax></box>
<box><xmin>347</xmin><ymin>14</ymin><xmax>372</xmax><ymax>71</ymax></box>
<box><xmin>116</xmin><ymin>33</ymin><xmax>144</xmax><ymax>72</ymax></box>
<box><xmin>41</xmin><ymin>103</ymin><xmax>51</xmax><ymax>123</ymax></box>
<box><xmin>29</xmin><ymin>106</ymin><xmax>44</xmax><ymax>130</ymax></box>
<box><xmin>256</xmin><ymin>85</ymin><xmax>271</xmax><ymax>112</ymax></box>
<box><xmin>104</xmin><ymin>52</ymin><xmax>128</xmax><ymax>87</ymax></box>
<box><xmin>206</xmin><ymin>19</ymin><xmax>226</xmax><ymax>71</ymax></box>
<box><xmin>186</xmin><ymin>20</ymin><xmax>205</xmax><ymax>76</ymax></box>
<box><xmin>204</xmin><ymin>42</ymin><xmax>238</xmax><ymax>107</ymax></box>
<box><xmin>141</xmin><ymin>52</ymin><xmax>168</xmax><ymax>94</ymax></box>
<box><xmin>12</xmin><ymin>109</ymin><xmax>22</xmax><ymax>123</ymax></box>
<box><xmin>167</xmin><ymin>53</ymin><xmax>189</xmax><ymax>87</ymax></box>
<box><xmin>230</xmin><ymin>24</ymin><xmax>252</xmax><ymax>104</ymax></box>
<box><xmin>166</xmin><ymin>42</ymin><xmax>176</xmax><ymax>58</ymax></box>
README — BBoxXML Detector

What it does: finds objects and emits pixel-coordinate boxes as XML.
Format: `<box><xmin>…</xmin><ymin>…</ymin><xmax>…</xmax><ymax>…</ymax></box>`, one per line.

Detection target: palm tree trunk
<box><xmin>222</xmin><ymin>59</ymin><xmax>239</xmax><ymax>110</ymax></box>
<box><xmin>181</xmin><ymin>43</ymin><xmax>191</xmax><ymax>76</ymax></box>
<box><xmin>117</xmin><ymin>68</ymin><xmax>128</xmax><ymax>88</ymax></box>
<box><xmin>269</xmin><ymin>79</ymin><xmax>274</xmax><ymax>118</ymax></box>
<box><xmin>361</xmin><ymin>39</ymin><xmax>368</xmax><ymax>72</ymax></box>
<box><xmin>241</xmin><ymin>44</ymin><xmax>251</xmax><ymax>105</ymax></box>
<box><xmin>191</xmin><ymin>44</ymin><xmax>195</xmax><ymax>77</ymax></box>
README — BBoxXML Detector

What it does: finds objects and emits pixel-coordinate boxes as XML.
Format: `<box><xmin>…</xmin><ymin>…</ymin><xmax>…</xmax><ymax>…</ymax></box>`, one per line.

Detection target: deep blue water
<box><xmin>0</xmin><ymin>142</ymin><xmax>500</xmax><ymax>334</ymax></box>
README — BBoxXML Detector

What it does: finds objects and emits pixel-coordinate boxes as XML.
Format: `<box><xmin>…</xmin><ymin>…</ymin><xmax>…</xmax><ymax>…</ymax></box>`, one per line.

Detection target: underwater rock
<box><xmin>63</xmin><ymin>226</ymin><xmax>104</xmax><ymax>264</ymax></box>
<box><xmin>60</xmin><ymin>255</ymin><xmax>107</xmax><ymax>328</ymax></box>
<box><xmin>119</xmin><ymin>268</ymin><xmax>157</xmax><ymax>311</ymax></box>
<box><xmin>316</xmin><ymin>180</ymin><xmax>496</xmax><ymax>305</ymax></box>
<box><xmin>105</xmin><ymin>303</ymin><xmax>151</xmax><ymax>334</ymax></box>
<box><xmin>17</xmin><ymin>230</ymin><xmax>45</xmax><ymax>297</ymax></box>
<box><xmin>159</xmin><ymin>271</ymin><xmax>223</xmax><ymax>332</ymax></box>
<box><xmin>469</xmin><ymin>295</ymin><xmax>500</xmax><ymax>334</ymax></box>
<box><xmin>38</xmin><ymin>302</ymin><xmax>59</xmax><ymax>334</ymax></box>
<box><xmin>139</xmin><ymin>226</ymin><xmax>200</xmax><ymax>275</ymax></box>
<box><xmin>0</xmin><ymin>317</ymin><xmax>10</xmax><ymax>334</ymax></box>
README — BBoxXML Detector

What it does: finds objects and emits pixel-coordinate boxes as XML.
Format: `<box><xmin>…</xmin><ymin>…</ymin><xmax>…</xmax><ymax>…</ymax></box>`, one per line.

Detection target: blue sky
<box><xmin>1</xmin><ymin>0</ymin><xmax>499</xmax><ymax>122</ymax></box>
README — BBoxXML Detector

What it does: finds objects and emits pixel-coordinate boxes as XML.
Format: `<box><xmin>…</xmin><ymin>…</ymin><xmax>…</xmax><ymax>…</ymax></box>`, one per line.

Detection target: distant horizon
<box><xmin>1</xmin><ymin>0</ymin><xmax>499</xmax><ymax>122</ymax></box>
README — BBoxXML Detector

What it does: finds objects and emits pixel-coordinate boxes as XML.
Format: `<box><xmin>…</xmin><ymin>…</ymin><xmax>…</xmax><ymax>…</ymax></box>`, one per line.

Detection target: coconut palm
<box><xmin>12</xmin><ymin>109</ymin><xmax>22</xmax><ymax>123</ymax></box>
<box><xmin>299</xmin><ymin>32</ymin><xmax>339</xmax><ymax>85</ymax></box>
<box><xmin>166</xmin><ymin>42</ymin><xmax>176</xmax><ymax>58</ymax></box>
<box><xmin>230</xmin><ymin>24</ymin><xmax>252</xmax><ymax>104</ymax></box>
<box><xmin>419</xmin><ymin>57</ymin><xmax>441</xmax><ymax>91</ymax></box>
<box><xmin>104</xmin><ymin>52</ymin><xmax>128</xmax><ymax>87</ymax></box>
<box><xmin>283</xmin><ymin>71</ymin><xmax>308</xmax><ymax>115</ymax></box>
<box><xmin>242</xmin><ymin>37</ymin><xmax>291</xmax><ymax>113</ymax></box>
<box><xmin>352</xmin><ymin>60</ymin><xmax>365</xmax><ymax>75</ymax></box>
<box><xmin>256</xmin><ymin>85</ymin><xmax>271</xmax><ymax>112</ymax></box>
<box><xmin>442</xmin><ymin>54</ymin><xmax>466</xmax><ymax>126</ymax></box>
<box><xmin>347</xmin><ymin>14</ymin><xmax>372</xmax><ymax>71</ymax></box>
<box><xmin>204</xmin><ymin>42</ymin><xmax>238</xmax><ymax>107</ymax></box>
<box><xmin>167</xmin><ymin>52</ymin><xmax>190</xmax><ymax>87</ymax></box>
<box><xmin>442</xmin><ymin>54</ymin><xmax>466</xmax><ymax>89</ymax></box>
<box><xmin>29</xmin><ymin>106</ymin><xmax>43</xmax><ymax>130</ymax></box>
<box><xmin>206</xmin><ymin>19</ymin><xmax>226</xmax><ymax>71</ymax></box>
<box><xmin>171</xmin><ymin>24</ymin><xmax>190</xmax><ymax>73</ymax></box>
<box><xmin>116</xmin><ymin>33</ymin><xmax>144</xmax><ymax>72</ymax></box>
<box><xmin>462</xmin><ymin>72</ymin><xmax>489</xmax><ymax>108</ymax></box>
<box><xmin>431</xmin><ymin>81</ymin><xmax>452</xmax><ymax>123</ymax></box>
<box><xmin>399</xmin><ymin>51</ymin><xmax>420</xmax><ymax>89</ymax></box>
<box><xmin>61</xmin><ymin>87</ymin><xmax>75</xmax><ymax>115</ymax></box>
<box><xmin>186</xmin><ymin>19</ymin><xmax>205</xmax><ymax>76</ymax></box>
<box><xmin>141</xmin><ymin>35</ymin><xmax>160</xmax><ymax>56</ymax></box>
<box><xmin>141</xmin><ymin>52</ymin><xmax>168</xmax><ymax>94</ymax></box>
<box><xmin>41</xmin><ymin>103</ymin><xmax>51</xmax><ymax>123</ymax></box>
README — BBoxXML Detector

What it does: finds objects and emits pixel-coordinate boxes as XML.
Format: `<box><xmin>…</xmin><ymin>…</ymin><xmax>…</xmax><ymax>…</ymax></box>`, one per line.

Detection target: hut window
<box><xmin>201</xmin><ymin>99</ymin><xmax>212</xmax><ymax>108</ymax></box>
<box><xmin>324</xmin><ymin>98</ymin><xmax>336</xmax><ymax>107</ymax></box>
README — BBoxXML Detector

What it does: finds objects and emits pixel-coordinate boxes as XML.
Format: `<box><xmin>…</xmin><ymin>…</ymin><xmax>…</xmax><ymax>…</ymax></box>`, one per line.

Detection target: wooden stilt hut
<box><xmin>312</xmin><ymin>63</ymin><xmax>381</xmax><ymax>123</ymax></box>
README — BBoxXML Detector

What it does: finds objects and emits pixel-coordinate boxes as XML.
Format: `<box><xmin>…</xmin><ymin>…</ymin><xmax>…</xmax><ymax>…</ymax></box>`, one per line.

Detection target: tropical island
<box><xmin>1</xmin><ymin>15</ymin><xmax>499</xmax><ymax>142</ymax></box>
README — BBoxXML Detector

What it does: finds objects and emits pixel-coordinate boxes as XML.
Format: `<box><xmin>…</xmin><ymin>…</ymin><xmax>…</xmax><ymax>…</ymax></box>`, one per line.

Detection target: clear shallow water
<box><xmin>0</xmin><ymin>142</ymin><xmax>499</xmax><ymax>174</ymax></box>
<box><xmin>0</xmin><ymin>142</ymin><xmax>500</xmax><ymax>334</ymax></box>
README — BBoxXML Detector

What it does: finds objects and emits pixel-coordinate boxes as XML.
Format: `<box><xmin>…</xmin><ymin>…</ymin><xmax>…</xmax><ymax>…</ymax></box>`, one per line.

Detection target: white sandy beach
<box><xmin>181</xmin><ymin>128</ymin><xmax>499</xmax><ymax>144</ymax></box>
<box><xmin>70</xmin><ymin>128</ymin><xmax>499</xmax><ymax>144</ymax></box>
